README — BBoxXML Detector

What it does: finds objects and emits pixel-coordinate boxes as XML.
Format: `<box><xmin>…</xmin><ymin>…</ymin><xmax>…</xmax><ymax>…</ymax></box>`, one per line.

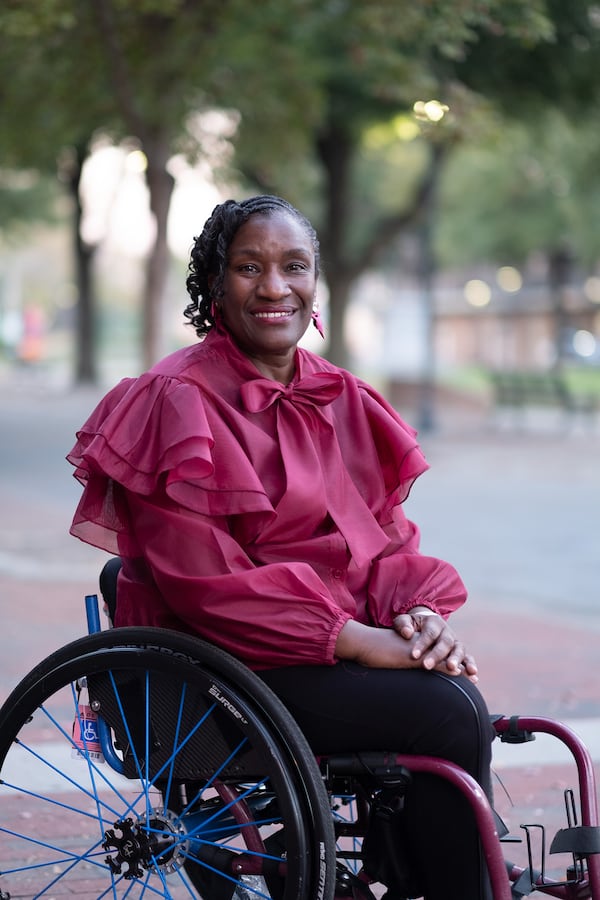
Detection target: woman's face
<box><xmin>219</xmin><ymin>210</ymin><xmax>317</xmax><ymax>379</ymax></box>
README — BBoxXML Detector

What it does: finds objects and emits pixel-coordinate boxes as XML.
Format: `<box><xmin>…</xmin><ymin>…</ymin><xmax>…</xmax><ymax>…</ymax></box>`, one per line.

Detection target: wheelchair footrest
<box><xmin>509</xmin><ymin>865</ymin><xmax>542</xmax><ymax>897</ymax></box>
<box><xmin>550</xmin><ymin>826</ymin><xmax>600</xmax><ymax>856</ymax></box>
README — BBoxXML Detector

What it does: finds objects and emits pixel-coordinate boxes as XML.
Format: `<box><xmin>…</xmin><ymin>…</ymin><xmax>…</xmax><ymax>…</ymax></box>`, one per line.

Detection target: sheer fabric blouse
<box><xmin>68</xmin><ymin>328</ymin><xmax>467</xmax><ymax>668</ymax></box>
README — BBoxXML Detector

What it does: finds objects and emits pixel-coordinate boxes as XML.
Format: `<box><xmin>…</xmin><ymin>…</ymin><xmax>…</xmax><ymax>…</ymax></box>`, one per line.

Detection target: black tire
<box><xmin>0</xmin><ymin>627</ymin><xmax>336</xmax><ymax>899</ymax></box>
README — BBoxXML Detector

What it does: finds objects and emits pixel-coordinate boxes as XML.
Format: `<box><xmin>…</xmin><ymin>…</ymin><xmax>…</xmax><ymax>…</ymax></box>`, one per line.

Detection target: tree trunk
<box><xmin>547</xmin><ymin>245</ymin><xmax>572</xmax><ymax>370</ymax></box>
<box><xmin>66</xmin><ymin>142</ymin><xmax>98</xmax><ymax>385</ymax></box>
<box><xmin>317</xmin><ymin>123</ymin><xmax>354</xmax><ymax>369</ymax></box>
<box><xmin>93</xmin><ymin>2</ymin><xmax>176</xmax><ymax>369</ymax></box>
<box><xmin>327</xmin><ymin>274</ymin><xmax>354</xmax><ymax>370</ymax></box>
<box><xmin>142</xmin><ymin>136</ymin><xmax>175</xmax><ymax>369</ymax></box>
<box><xmin>415</xmin><ymin>141</ymin><xmax>445</xmax><ymax>432</ymax></box>
<box><xmin>316</xmin><ymin>121</ymin><xmax>449</xmax><ymax>378</ymax></box>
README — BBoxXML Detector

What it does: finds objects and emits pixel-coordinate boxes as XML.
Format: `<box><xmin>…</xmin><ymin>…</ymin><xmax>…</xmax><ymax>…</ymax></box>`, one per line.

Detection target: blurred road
<box><xmin>1</xmin><ymin>361</ymin><xmax>599</xmax><ymax>853</ymax></box>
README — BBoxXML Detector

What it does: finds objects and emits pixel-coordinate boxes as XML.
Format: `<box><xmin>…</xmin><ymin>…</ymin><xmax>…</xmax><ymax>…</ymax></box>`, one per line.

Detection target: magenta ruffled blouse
<box><xmin>68</xmin><ymin>329</ymin><xmax>467</xmax><ymax>668</ymax></box>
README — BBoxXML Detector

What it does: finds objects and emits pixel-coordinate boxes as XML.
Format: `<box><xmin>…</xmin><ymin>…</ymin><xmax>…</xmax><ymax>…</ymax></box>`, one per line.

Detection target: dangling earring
<box><xmin>210</xmin><ymin>299</ymin><xmax>223</xmax><ymax>325</ymax></box>
<box><xmin>312</xmin><ymin>305</ymin><xmax>325</xmax><ymax>339</ymax></box>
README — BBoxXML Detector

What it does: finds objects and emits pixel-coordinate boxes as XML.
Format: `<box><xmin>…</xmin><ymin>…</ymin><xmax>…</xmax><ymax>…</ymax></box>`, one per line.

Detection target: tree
<box><xmin>212</xmin><ymin>0</ymin><xmax>554</xmax><ymax>367</ymax></box>
<box><xmin>89</xmin><ymin>0</ymin><xmax>230</xmax><ymax>368</ymax></box>
<box><xmin>1</xmin><ymin>0</ymin><xmax>335</xmax><ymax>373</ymax></box>
<box><xmin>1</xmin><ymin>0</ymin><xmax>573</xmax><ymax>380</ymax></box>
<box><xmin>437</xmin><ymin>108</ymin><xmax>600</xmax><ymax>365</ymax></box>
<box><xmin>454</xmin><ymin>0</ymin><xmax>600</xmax><ymax>115</ymax></box>
<box><xmin>1</xmin><ymin>0</ymin><xmax>240</xmax><ymax>373</ymax></box>
<box><xmin>0</xmin><ymin>4</ymin><xmax>122</xmax><ymax>381</ymax></box>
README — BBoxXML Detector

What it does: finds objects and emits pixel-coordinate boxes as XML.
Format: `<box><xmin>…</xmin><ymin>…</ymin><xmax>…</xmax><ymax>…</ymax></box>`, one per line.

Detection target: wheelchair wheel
<box><xmin>0</xmin><ymin>627</ymin><xmax>336</xmax><ymax>899</ymax></box>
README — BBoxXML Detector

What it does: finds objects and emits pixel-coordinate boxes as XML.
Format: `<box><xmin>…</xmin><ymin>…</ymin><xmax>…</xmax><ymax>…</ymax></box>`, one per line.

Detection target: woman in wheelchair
<box><xmin>67</xmin><ymin>195</ymin><xmax>495</xmax><ymax>899</ymax></box>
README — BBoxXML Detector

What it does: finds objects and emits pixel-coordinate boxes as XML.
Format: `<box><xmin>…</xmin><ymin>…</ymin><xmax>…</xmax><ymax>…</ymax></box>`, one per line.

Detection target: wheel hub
<box><xmin>103</xmin><ymin>808</ymin><xmax>188</xmax><ymax>879</ymax></box>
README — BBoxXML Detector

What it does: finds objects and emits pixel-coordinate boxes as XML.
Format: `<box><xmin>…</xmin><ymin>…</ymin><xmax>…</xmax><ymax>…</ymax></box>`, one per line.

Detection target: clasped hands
<box><xmin>335</xmin><ymin>607</ymin><xmax>478</xmax><ymax>682</ymax></box>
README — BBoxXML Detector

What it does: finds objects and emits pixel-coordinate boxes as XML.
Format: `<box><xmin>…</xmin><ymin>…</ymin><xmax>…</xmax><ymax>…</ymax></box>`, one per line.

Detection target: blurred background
<box><xmin>0</xmin><ymin>0</ymin><xmax>599</xmax><ymax>850</ymax></box>
<box><xmin>1</xmin><ymin>0</ymin><xmax>600</xmax><ymax>423</ymax></box>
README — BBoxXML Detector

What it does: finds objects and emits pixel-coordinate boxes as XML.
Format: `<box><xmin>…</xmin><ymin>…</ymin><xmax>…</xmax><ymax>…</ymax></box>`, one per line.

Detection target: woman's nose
<box><xmin>258</xmin><ymin>268</ymin><xmax>290</xmax><ymax>298</ymax></box>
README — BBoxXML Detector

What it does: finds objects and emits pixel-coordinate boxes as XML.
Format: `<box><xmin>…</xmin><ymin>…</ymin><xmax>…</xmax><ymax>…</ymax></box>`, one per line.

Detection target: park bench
<box><xmin>488</xmin><ymin>370</ymin><xmax>599</xmax><ymax>427</ymax></box>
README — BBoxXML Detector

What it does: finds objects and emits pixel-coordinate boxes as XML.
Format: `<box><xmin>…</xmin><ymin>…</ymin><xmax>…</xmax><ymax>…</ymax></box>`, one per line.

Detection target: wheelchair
<box><xmin>0</xmin><ymin>560</ymin><xmax>599</xmax><ymax>900</ymax></box>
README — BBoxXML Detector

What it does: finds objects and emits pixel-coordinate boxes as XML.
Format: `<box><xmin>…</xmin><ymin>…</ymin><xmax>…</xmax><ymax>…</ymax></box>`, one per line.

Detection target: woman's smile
<box><xmin>252</xmin><ymin>308</ymin><xmax>296</xmax><ymax>320</ymax></box>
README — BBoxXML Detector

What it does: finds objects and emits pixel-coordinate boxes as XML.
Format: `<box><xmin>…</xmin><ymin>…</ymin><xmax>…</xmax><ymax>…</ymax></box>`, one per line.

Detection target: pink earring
<box><xmin>312</xmin><ymin>306</ymin><xmax>325</xmax><ymax>339</ymax></box>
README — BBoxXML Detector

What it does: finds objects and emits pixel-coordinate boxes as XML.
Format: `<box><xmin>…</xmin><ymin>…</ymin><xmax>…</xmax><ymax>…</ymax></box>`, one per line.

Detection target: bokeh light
<box><xmin>573</xmin><ymin>329</ymin><xmax>597</xmax><ymax>357</ymax></box>
<box><xmin>126</xmin><ymin>150</ymin><xmax>148</xmax><ymax>173</ymax></box>
<box><xmin>464</xmin><ymin>279</ymin><xmax>492</xmax><ymax>307</ymax></box>
<box><xmin>413</xmin><ymin>99</ymin><xmax>449</xmax><ymax>123</ymax></box>
<box><xmin>583</xmin><ymin>276</ymin><xmax>600</xmax><ymax>304</ymax></box>
<box><xmin>496</xmin><ymin>266</ymin><xmax>522</xmax><ymax>292</ymax></box>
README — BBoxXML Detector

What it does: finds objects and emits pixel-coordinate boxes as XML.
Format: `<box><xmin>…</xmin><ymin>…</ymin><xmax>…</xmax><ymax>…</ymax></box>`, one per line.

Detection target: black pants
<box><xmin>258</xmin><ymin>663</ymin><xmax>495</xmax><ymax>900</ymax></box>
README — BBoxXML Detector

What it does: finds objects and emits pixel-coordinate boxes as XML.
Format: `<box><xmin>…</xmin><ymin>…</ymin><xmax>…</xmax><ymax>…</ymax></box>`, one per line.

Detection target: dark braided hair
<box><xmin>184</xmin><ymin>195</ymin><xmax>320</xmax><ymax>338</ymax></box>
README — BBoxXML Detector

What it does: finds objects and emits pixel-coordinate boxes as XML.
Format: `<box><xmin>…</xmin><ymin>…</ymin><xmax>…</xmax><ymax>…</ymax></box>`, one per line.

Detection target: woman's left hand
<box><xmin>392</xmin><ymin>607</ymin><xmax>479</xmax><ymax>682</ymax></box>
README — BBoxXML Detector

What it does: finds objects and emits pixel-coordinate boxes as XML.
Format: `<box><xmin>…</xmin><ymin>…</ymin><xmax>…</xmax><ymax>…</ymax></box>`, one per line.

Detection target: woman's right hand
<box><xmin>334</xmin><ymin>619</ymin><xmax>477</xmax><ymax>681</ymax></box>
<box><xmin>335</xmin><ymin>619</ymin><xmax>425</xmax><ymax>669</ymax></box>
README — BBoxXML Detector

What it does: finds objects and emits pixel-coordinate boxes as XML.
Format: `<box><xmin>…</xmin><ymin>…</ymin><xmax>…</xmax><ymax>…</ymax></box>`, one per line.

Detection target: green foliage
<box><xmin>0</xmin><ymin>0</ymin><xmax>78</xmax><ymax>35</ymax></box>
<box><xmin>210</xmin><ymin>0</ymin><xmax>557</xmax><ymax>279</ymax></box>
<box><xmin>443</xmin><ymin>363</ymin><xmax>600</xmax><ymax>399</ymax></box>
<box><xmin>0</xmin><ymin>0</ymin><xmax>558</xmax><ymax>220</ymax></box>
<box><xmin>2</xmin><ymin>0</ymin><xmax>595</xmax><ymax>371</ymax></box>
<box><xmin>454</xmin><ymin>0</ymin><xmax>600</xmax><ymax>114</ymax></box>
<box><xmin>0</xmin><ymin>172</ymin><xmax>60</xmax><ymax>233</ymax></box>
<box><xmin>223</xmin><ymin>0</ymin><xmax>554</xmax><ymax>153</ymax></box>
<box><xmin>437</xmin><ymin>108</ymin><xmax>600</xmax><ymax>268</ymax></box>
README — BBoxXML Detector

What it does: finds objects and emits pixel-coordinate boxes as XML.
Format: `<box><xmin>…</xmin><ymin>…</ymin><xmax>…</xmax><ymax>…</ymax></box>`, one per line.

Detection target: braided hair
<box><xmin>184</xmin><ymin>195</ymin><xmax>320</xmax><ymax>338</ymax></box>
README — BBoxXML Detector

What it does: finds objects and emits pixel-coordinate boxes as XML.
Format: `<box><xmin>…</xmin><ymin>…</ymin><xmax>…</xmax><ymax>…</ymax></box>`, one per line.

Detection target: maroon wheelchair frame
<box><xmin>326</xmin><ymin>715</ymin><xmax>600</xmax><ymax>899</ymax></box>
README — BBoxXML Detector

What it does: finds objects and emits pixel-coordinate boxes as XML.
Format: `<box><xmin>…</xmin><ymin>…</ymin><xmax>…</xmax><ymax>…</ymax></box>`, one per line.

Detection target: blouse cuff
<box><xmin>328</xmin><ymin>611</ymin><xmax>353</xmax><ymax>663</ymax></box>
<box><xmin>392</xmin><ymin>598</ymin><xmax>441</xmax><ymax>618</ymax></box>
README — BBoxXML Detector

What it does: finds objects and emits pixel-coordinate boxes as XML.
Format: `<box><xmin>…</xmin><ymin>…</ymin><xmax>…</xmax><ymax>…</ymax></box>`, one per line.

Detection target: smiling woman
<box><xmin>68</xmin><ymin>194</ymin><xmax>495</xmax><ymax>900</ymax></box>
<box><xmin>211</xmin><ymin>210</ymin><xmax>316</xmax><ymax>381</ymax></box>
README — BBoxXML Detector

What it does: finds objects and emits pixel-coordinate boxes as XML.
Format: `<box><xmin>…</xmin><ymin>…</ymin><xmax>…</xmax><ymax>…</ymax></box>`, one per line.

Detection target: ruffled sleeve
<box><xmin>357</xmin><ymin>382</ymin><xmax>429</xmax><ymax>503</ymax></box>
<box><xmin>69</xmin><ymin>374</ymin><xmax>214</xmax><ymax>492</ymax></box>
<box><xmin>340</xmin><ymin>380</ymin><xmax>467</xmax><ymax>622</ymax></box>
<box><xmin>67</xmin><ymin>372</ymin><xmax>276</xmax><ymax>555</ymax></box>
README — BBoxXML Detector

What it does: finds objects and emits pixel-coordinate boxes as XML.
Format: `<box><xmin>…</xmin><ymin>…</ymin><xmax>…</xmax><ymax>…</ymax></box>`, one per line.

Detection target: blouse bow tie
<box><xmin>241</xmin><ymin>372</ymin><xmax>344</xmax><ymax>413</ymax></box>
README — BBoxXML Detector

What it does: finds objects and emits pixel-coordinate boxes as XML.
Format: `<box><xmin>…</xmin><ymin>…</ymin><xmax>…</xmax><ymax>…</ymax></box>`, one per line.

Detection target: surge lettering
<box><xmin>208</xmin><ymin>684</ymin><xmax>249</xmax><ymax>724</ymax></box>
